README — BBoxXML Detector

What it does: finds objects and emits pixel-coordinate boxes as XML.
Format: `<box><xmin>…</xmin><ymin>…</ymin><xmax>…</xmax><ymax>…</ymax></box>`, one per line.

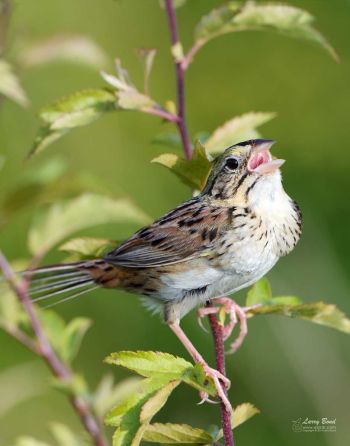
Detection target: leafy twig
<box><xmin>163</xmin><ymin>2</ymin><xmax>233</xmax><ymax>445</ymax></box>
<box><xmin>0</xmin><ymin>250</ymin><xmax>108</xmax><ymax>446</ymax></box>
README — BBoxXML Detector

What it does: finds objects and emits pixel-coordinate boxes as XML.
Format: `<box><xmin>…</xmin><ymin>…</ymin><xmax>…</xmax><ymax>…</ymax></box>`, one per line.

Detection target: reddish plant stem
<box><xmin>0</xmin><ymin>251</ymin><xmax>107</xmax><ymax>446</ymax></box>
<box><xmin>163</xmin><ymin>2</ymin><xmax>233</xmax><ymax>445</ymax></box>
<box><xmin>206</xmin><ymin>302</ymin><xmax>234</xmax><ymax>446</ymax></box>
<box><xmin>164</xmin><ymin>0</ymin><xmax>192</xmax><ymax>160</ymax></box>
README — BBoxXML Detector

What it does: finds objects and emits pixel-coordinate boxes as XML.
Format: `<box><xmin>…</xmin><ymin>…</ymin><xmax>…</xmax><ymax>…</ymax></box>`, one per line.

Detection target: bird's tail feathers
<box><xmin>1</xmin><ymin>259</ymin><xmax>114</xmax><ymax>308</ymax></box>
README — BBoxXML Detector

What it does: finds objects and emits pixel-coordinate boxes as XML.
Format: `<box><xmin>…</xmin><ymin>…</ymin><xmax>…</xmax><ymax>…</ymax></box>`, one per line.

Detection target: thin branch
<box><xmin>143</xmin><ymin>105</ymin><xmax>180</xmax><ymax>122</ymax></box>
<box><xmin>164</xmin><ymin>0</ymin><xmax>192</xmax><ymax>159</ymax></box>
<box><xmin>206</xmin><ymin>302</ymin><xmax>234</xmax><ymax>446</ymax></box>
<box><xmin>0</xmin><ymin>251</ymin><xmax>107</xmax><ymax>446</ymax></box>
<box><xmin>163</xmin><ymin>2</ymin><xmax>233</xmax><ymax>445</ymax></box>
<box><xmin>5</xmin><ymin>325</ymin><xmax>40</xmax><ymax>354</ymax></box>
<box><xmin>181</xmin><ymin>41</ymin><xmax>204</xmax><ymax>70</ymax></box>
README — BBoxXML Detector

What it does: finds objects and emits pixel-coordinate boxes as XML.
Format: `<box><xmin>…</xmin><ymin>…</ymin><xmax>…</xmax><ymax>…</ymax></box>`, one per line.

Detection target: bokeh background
<box><xmin>0</xmin><ymin>0</ymin><xmax>349</xmax><ymax>445</ymax></box>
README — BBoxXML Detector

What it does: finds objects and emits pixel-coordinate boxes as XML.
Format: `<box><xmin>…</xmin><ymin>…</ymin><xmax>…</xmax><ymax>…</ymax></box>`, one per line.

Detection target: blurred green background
<box><xmin>0</xmin><ymin>0</ymin><xmax>349</xmax><ymax>445</ymax></box>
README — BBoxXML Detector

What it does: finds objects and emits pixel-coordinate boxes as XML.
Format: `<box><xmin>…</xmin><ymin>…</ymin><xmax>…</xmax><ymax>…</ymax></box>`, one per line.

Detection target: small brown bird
<box><xmin>21</xmin><ymin>139</ymin><xmax>302</xmax><ymax>410</ymax></box>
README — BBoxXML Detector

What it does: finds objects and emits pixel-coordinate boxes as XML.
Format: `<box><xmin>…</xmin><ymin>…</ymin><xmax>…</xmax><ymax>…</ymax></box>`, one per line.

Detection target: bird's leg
<box><xmin>197</xmin><ymin>297</ymin><xmax>249</xmax><ymax>354</ymax></box>
<box><xmin>168</xmin><ymin>322</ymin><xmax>232</xmax><ymax>413</ymax></box>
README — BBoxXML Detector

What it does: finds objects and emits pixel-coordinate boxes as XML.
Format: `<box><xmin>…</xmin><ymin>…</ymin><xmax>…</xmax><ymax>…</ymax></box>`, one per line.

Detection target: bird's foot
<box><xmin>197</xmin><ymin>306</ymin><xmax>218</xmax><ymax>333</ymax></box>
<box><xmin>197</xmin><ymin>297</ymin><xmax>249</xmax><ymax>354</ymax></box>
<box><xmin>198</xmin><ymin>363</ymin><xmax>232</xmax><ymax>413</ymax></box>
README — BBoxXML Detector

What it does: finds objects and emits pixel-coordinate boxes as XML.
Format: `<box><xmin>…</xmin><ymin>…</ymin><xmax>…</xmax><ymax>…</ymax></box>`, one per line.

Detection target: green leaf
<box><xmin>265</xmin><ymin>295</ymin><xmax>303</xmax><ymax>306</ymax></box>
<box><xmin>105</xmin><ymin>351</ymin><xmax>193</xmax><ymax>379</ymax></box>
<box><xmin>247</xmin><ymin>301</ymin><xmax>350</xmax><ymax>334</ymax></box>
<box><xmin>107</xmin><ymin>378</ymin><xmax>171</xmax><ymax>446</ymax></box>
<box><xmin>101</xmin><ymin>58</ymin><xmax>155</xmax><ymax>110</ymax></box>
<box><xmin>215</xmin><ymin>403</ymin><xmax>260</xmax><ymax>441</ymax></box>
<box><xmin>59</xmin><ymin>237</ymin><xmax>116</xmax><ymax>260</ymax></box>
<box><xmin>131</xmin><ymin>381</ymin><xmax>180</xmax><ymax>446</ymax></box>
<box><xmin>40</xmin><ymin>89</ymin><xmax>117</xmax><ymax>126</ymax></box>
<box><xmin>246</xmin><ymin>279</ymin><xmax>350</xmax><ymax>334</ymax></box>
<box><xmin>50</xmin><ymin>422</ymin><xmax>82</xmax><ymax>446</ymax></box>
<box><xmin>28</xmin><ymin>193</ymin><xmax>149</xmax><ymax>255</ymax></box>
<box><xmin>19</xmin><ymin>34</ymin><xmax>108</xmax><ymax>69</ymax></box>
<box><xmin>194</xmin><ymin>2</ymin><xmax>337</xmax><ymax>61</ymax></box>
<box><xmin>245</xmin><ymin>278</ymin><xmax>301</xmax><ymax>307</ymax></box>
<box><xmin>39</xmin><ymin>311</ymin><xmax>90</xmax><ymax>362</ymax></box>
<box><xmin>106</xmin><ymin>351</ymin><xmax>216</xmax><ymax>397</ymax></box>
<box><xmin>39</xmin><ymin>310</ymin><xmax>66</xmax><ymax>354</ymax></box>
<box><xmin>140</xmin><ymin>381</ymin><xmax>180</xmax><ymax>425</ymax></box>
<box><xmin>94</xmin><ymin>375</ymin><xmax>142</xmax><ymax>418</ymax></box>
<box><xmin>100</xmin><ymin>71</ymin><xmax>129</xmax><ymax>91</ymax></box>
<box><xmin>152</xmin><ymin>141</ymin><xmax>211</xmax><ymax>190</ymax></box>
<box><xmin>245</xmin><ymin>277</ymin><xmax>272</xmax><ymax>305</ymax></box>
<box><xmin>0</xmin><ymin>59</ymin><xmax>29</xmax><ymax>107</ymax></box>
<box><xmin>61</xmin><ymin>317</ymin><xmax>92</xmax><ymax>362</ymax></box>
<box><xmin>232</xmin><ymin>402</ymin><xmax>260</xmax><ymax>429</ymax></box>
<box><xmin>101</xmin><ymin>58</ymin><xmax>133</xmax><ymax>91</ymax></box>
<box><xmin>143</xmin><ymin>423</ymin><xmax>213</xmax><ymax>444</ymax></box>
<box><xmin>105</xmin><ymin>353</ymin><xmax>222</xmax><ymax>444</ymax></box>
<box><xmin>30</xmin><ymin>126</ymin><xmax>68</xmax><ymax>157</ymax></box>
<box><xmin>30</xmin><ymin>89</ymin><xmax>117</xmax><ymax>157</ymax></box>
<box><xmin>205</xmin><ymin>112</ymin><xmax>276</xmax><ymax>154</ymax></box>
<box><xmin>105</xmin><ymin>378</ymin><xmax>169</xmax><ymax>427</ymax></box>
<box><xmin>117</xmin><ymin>90</ymin><xmax>154</xmax><ymax>110</ymax></box>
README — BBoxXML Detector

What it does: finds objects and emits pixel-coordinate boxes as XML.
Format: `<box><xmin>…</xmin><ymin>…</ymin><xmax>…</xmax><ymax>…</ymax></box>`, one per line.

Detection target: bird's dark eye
<box><xmin>225</xmin><ymin>157</ymin><xmax>239</xmax><ymax>171</ymax></box>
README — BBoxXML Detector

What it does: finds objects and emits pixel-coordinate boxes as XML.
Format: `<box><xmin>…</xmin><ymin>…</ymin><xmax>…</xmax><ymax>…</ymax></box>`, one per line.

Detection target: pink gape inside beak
<box><xmin>247</xmin><ymin>140</ymin><xmax>285</xmax><ymax>174</ymax></box>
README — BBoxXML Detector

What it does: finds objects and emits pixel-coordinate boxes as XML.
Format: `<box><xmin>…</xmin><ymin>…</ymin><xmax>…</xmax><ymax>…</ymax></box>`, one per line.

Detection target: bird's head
<box><xmin>203</xmin><ymin>139</ymin><xmax>285</xmax><ymax>205</ymax></box>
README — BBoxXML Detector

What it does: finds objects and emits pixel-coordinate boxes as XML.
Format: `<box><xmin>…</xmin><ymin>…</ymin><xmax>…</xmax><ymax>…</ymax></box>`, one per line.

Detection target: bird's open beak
<box><xmin>247</xmin><ymin>139</ymin><xmax>285</xmax><ymax>174</ymax></box>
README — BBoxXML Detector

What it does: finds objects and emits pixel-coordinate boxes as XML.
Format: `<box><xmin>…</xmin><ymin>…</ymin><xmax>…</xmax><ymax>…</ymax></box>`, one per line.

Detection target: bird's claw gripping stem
<box><xmin>197</xmin><ymin>297</ymin><xmax>249</xmax><ymax>354</ymax></box>
<box><xmin>201</xmin><ymin>364</ymin><xmax>232</xmax><ymax>413</ymax></box>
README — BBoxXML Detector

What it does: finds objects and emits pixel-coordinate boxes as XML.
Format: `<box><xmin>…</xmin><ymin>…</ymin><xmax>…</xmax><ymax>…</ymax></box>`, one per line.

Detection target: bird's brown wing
<box><xmin>105</xmin><ymin>198</ymin><xmax>230</xmax><ymax>268</ymax></box>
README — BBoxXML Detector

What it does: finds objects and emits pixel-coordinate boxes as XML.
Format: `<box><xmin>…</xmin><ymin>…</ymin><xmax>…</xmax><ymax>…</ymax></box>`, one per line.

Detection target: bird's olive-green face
<box><xmin>203</xmin><ymin>139</ymin><xmax>284</xmax><ymax>201</ymax></box>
